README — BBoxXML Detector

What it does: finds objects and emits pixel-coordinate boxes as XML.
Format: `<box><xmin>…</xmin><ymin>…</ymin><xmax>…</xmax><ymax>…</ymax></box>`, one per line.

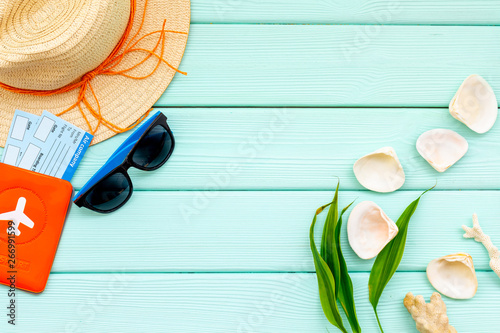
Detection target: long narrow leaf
<box><xmin>310</xmin><ymin>214</ymin><xmax>347</xmax><ymax>333</ymax></box>
<box><xmin>336</xmin><ymin>202</ymin><xmax>361</xmax><ymax>333</ymax></box>
<box><xmin>321</xmin><ymin>183</ymin><xmax>339</xmax><ymax>257</ymax></box>
<box><xmin>368</xmin><ymin>186</ymin><xmax>434</xmax><ymax>332</ymax></box>
<box><xmin>321</xmin><ymin>182</ymin><xmax>340</xmax><ymax>296</ymax></box>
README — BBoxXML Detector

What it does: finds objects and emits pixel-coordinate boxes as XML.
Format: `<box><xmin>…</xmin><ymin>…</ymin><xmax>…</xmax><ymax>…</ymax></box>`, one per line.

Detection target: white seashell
<box><xmin>347</xmin><ymin>201</ymin><xmax>398</xmax><ymax>259</ymax></box>
<box><xmin>449</xmin><ymin>74</ymin><xmax>498</xmax><ymax>133</ymax></box>
<box><xmin>426</xmin><ymin>253</ymin><xmax>478</xmax><ymax>299</ymax></box>
<box><xmin>353</xmin><ymin>147</ymin><xmax>405</xmax><ymax>193</ymax></box>
<box><xmin>416</xmin><ymin>129</ymin><xmax>468</xmax><ymax>172</ymax></box>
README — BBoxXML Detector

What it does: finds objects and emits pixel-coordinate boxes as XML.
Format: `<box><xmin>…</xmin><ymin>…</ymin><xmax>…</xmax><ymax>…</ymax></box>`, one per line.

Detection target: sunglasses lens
<box><xmin>131</xmin><ymin>125</ymin><xmax>173</xmax><ymax>169</ymax></box>
<box><xmin>85</xmin><ymin>172</ymin><xmax>131</xmax><ymax>211</ymax></box>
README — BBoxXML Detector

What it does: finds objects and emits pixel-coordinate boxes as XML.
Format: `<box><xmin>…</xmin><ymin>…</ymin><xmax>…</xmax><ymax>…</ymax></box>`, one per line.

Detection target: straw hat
<box><xmin>0</xmin><ymin>0</ymin><xmax>190</xmax><ymax>146</ymax></box>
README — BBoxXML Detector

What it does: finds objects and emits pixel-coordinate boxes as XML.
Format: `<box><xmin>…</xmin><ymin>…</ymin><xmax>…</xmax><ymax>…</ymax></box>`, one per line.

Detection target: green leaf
<box><xmin>312</xmin><ymin>182</ymin><xmax>361</xmax><ymax>333</ymax></box>
<box><xmin>336</xmin><ymin>202</ymin><xmax>361</xmax><ymax>333</ymax></box>
<box><xmin>321</xmin><ymin>182</ymin><xmax>340</xmax><ymax>296</ymax></box>
<box><xmin>368</xmin><ymin>186</ymin><xmax>434</xmax><ymax>332</ymax></box>
<box><xmin>310</xmin><ymin>214</ymin><xmax>347</xmax><ymax>333</ymax></box>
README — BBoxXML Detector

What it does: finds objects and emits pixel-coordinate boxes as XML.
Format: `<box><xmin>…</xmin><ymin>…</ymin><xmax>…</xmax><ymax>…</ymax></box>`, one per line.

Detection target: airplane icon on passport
<box><xmin>0</xmin><ymin>197</ymin><xmax>35</xmax><ymax>236</ymax></box>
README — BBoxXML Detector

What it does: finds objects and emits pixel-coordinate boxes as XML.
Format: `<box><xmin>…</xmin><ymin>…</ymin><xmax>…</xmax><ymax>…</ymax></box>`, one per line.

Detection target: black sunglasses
<box><xmin>74</xmin><ymin>112</ymin><xmax>174</xmax><ymax>213</ymax></box>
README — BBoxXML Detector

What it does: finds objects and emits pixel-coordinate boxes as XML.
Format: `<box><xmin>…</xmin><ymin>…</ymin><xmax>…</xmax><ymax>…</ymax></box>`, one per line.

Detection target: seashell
<box><xmin>347</xmin><ymin>201</ymin><xmax>398</xmax><ymax>259</ymax></box>
<box><xmin>353</xmin><ymin>147</ymin><xmax>405</xmax><ymax>193</ymax></box>
<box><xmin>449</xmin><ymin>74</ymin><xmax>498</xmax><ymax>133</ymax></box>
<box><xmin>416</xmin><ymin>129</ymin><xmax>468</xmax><ymax>172</ymax></box>
<box><xmin>426</xmin><ymin>253</ymin><xmax>478</xmax><ymax>299</ymax></box>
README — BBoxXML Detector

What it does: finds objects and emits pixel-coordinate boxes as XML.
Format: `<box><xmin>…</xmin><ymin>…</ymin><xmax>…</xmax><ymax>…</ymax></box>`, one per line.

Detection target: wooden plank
<box><xmin>157</xmin><ymin>24</ymin><xmax>500</xmax><ymax>107</ymax></box>
<box><xmin>1</xmin><ymin>272</ymin><xmax>498</xmax><ymax>332</ymax></box>
<box><xmin>192</xmin><ymin>0</ymin><xmax>500</xmax><ymax>24</ymax></box>
<box><xmin>52</xmin><ymin>190</ymin><xmax>500</xmax><ymax>272</ymax></box>
<box><xmin>65</xmin><ymin>108</ymin><xmax>500</xmax><ymax>190</ymax></box>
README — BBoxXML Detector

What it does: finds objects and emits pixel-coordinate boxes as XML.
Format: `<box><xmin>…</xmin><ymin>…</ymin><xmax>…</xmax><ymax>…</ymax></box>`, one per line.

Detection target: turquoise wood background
<box><xmin>1</xmin><ymin>1</ymin><xmax>500</xmax><ymax>332</ymax></box>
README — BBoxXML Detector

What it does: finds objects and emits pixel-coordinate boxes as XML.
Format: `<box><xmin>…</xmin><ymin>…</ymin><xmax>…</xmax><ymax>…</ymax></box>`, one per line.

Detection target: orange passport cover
<box><xmin>0</xmin><ymin>163</ymin><xmax>73</xmax><ymax>293</ymax></box>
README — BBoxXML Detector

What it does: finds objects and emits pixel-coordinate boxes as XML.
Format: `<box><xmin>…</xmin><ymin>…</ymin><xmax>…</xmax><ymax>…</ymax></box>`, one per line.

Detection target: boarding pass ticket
<box><xmin>2</xmin><ymin>110</ymin><xmax>93</xmax><ymax>181</ymax></box>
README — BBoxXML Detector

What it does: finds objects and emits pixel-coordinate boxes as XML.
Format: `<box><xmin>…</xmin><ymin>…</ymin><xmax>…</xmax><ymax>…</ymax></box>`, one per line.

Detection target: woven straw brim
<box><xmin>0</xmin><ymin>0</ymin><xmax>190</xmax><ymax>147</ymax></box>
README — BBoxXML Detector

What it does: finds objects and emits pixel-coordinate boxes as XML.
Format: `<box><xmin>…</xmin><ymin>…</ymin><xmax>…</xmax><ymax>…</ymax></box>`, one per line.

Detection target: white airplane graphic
<box><xmin>0</xmin><ymin>197</ymin><xmax>35</xmax><ymax>236</ymax></box>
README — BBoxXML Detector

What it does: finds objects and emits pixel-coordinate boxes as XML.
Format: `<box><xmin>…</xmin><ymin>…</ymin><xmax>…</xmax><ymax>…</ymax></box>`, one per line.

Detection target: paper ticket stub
<box><xmin>2</xmin><ymin>110</ymin><xmax>40</xmax><ymax>167</ymax></box>
<box><xmin>2</xmin><ymin>110</ymin><xmax>93</xmax><ymax>181</ymax></box>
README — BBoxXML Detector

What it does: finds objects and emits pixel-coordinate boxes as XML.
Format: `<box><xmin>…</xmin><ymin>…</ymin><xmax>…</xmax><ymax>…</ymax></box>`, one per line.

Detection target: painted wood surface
<box><xmin>53</xmin><ymin>190</ymin><xmax>499</xmax><ymax>273</ymax></box>
<box><xmin>0</xmin><ymin>272</ymin><xmax>498</xmax><ymax>332</ymax></box>
<box><xmin>68</xmin><ymin>108</ymin><xmax>500</xmax><ymax>190</ymax></box>
<box><xmin>192</xmin><ymin>0</ymin><xmax>500</xmax><ymax>24</ymax></box>
<box><xmin>156</xmin><ymin>25</ymin><xmax>500</xmax><ymax>107</ymax></box>
<box><xmin>1</xmin><ymin>1</ymin><xmax>500</xmax><ymax>332</ymax></box>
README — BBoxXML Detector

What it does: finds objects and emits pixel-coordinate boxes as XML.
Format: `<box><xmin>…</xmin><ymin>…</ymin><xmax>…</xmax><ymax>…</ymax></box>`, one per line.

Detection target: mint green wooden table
<box><xmin>2</xmin><ymin>1</ymin><xmax>500</xmax><ymax>332</ymax></box>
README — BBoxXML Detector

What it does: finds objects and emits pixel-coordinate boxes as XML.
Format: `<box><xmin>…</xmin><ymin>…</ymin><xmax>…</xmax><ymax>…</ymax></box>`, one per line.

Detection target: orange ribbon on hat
<box><xmin>0</xmin><ymin>0</ymin><xmax>188</xmax><ymax>136</ymax></box>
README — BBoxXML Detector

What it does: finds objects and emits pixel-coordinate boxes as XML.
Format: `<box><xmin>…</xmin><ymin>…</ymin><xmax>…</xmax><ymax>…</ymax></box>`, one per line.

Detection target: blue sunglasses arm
<box><xmin>74</xmin><ymin>111</ymin><xmax>162</xmax><ymax>201</ymax></box>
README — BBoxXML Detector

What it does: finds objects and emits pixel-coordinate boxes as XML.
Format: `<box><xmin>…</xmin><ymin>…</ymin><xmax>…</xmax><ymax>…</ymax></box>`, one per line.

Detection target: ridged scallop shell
<box><xmin>416</xmin><ymin>129</ymin><xmax>468</xmax><ymax>172</ymax></box>
<box><xmin>347</xmin><ymin>201</ymin><xmax>398</xmax><ymax>259</ymax></box>
<box><xmin>353</xmin><ymin>147</ymin><xmax>405</xmax><ymax>193</ymax></box>
<box><xmin>427</xmin><ymin>253</ymin><xmax>478</xmax><ymax>299</ymax></box>
<box><xmin>449</xmin><ymin>74</ymin><xmax>498</xmax><ymax>133</ymax></box>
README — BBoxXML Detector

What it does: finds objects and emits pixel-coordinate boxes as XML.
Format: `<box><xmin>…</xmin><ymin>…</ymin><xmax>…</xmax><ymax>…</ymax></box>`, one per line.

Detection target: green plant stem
<box><xmin>374</xmin><ymin>310</ymin><xmax>384</xmax><ymax>333</ymax></box>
